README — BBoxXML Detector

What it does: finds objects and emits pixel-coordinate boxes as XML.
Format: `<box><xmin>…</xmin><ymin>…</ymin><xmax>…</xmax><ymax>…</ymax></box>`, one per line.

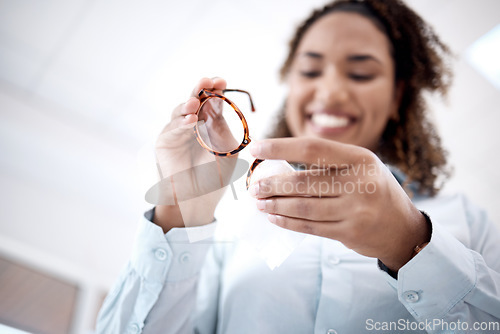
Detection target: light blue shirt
<box><xmin>96</xmin><ymin>193</ymin><xmax>500</xmax><ymax>334</ymax></box>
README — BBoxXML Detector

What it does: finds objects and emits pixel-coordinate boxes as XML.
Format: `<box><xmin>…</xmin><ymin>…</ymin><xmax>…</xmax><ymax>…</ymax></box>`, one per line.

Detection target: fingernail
<box><xmin>267</xmin><ymin>214</ymin><xmax>277</xmax><ymax>224</ymax></box>
<box><xmin>249</xmin><ymin>142</ymin><xmax>261</xmax><ymax>157</ymax></box>
<box><xmin>256</xmin><ymin>200</ymin><xmax>266</xmax><ymax>211</ymax></box>
<box><xmin>249</xmin><ymin>183</ymin><xmax>259</xmax><ymax>197</ymax></box>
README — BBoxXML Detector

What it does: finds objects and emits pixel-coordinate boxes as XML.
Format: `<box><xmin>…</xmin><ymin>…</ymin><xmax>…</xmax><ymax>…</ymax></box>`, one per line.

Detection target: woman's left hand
<box><xmin>249</xmin><ymin>137</ymin><xmax>431</xmax><ymax>271</ymax></box>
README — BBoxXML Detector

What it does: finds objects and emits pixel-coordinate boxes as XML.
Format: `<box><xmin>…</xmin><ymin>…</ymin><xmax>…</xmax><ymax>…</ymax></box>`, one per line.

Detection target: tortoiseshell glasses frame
<box><xmin>194</xmin><ymin>88</ymin><xmax>264</xmax><ymax>189</ymax></box>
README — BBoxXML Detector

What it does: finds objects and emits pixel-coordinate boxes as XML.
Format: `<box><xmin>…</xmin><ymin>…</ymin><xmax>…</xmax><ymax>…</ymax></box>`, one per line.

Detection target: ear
<box><xmin>390</xmin><ymin>81</ymin><xmax>404</xmax><ymax>121</ymax></box>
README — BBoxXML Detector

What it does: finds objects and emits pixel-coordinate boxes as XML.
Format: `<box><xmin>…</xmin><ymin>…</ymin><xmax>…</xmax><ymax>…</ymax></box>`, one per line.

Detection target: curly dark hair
<box><xmin>271</xmin><ymin>0</ymin><xmax>453</xmax><ymax>196</ymax></box>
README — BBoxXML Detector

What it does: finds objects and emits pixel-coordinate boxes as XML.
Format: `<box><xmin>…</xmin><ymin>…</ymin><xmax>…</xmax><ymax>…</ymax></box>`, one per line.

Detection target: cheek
<box><xmin>285</xmin><ymin>94</ymin><xmax>303</xmax><ymax>136</ymax></box>
<box><xmin>357</xmin><ymin>85</ymin><xmax>396</xmax><ymax>145</ymax></box>
<box><xmin>286</xmin><ymin>77</ymin><xmax>311</xmax><ymax>113</ymax></box>
<box><xmin>360</xmin><ymin>80</ymin><xmax>396</xmax><ymax>119</ymax></box>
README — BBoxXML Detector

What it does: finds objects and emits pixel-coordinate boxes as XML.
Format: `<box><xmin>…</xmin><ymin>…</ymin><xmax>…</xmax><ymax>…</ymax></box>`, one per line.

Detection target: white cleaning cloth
<box><xmin>237</xmin><ymin>160</ymin><xmax>306</xmax><ymax>270</ymax></box>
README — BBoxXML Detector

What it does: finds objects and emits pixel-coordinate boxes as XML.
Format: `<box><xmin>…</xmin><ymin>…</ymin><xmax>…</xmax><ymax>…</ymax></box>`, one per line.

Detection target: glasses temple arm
<box><xmin>223</xmin><ymin>89</ymin><xmax>256</xmax><ymax>112</ymax></box>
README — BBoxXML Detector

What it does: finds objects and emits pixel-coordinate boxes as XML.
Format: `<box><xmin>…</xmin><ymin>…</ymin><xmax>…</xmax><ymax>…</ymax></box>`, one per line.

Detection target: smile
<box><xmin>311</xmin><ymin>113</ymin><xmax>350</xmax><ymax>128</ymax></box>
<box><xmin>307</xmin><ymin>112</ymin><xmax>356</xmax><ymax>135</ymax></box>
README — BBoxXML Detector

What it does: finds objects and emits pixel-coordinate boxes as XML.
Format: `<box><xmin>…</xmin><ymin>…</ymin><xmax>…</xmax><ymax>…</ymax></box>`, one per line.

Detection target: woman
<box><xmin>97</xmin><ymin>0</ymin><xmax>500</xmax><ymax>333</ymax></box>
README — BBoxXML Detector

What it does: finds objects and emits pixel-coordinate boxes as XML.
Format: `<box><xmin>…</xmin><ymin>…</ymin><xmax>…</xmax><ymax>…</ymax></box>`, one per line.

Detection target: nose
<box><xmin>315</xmin><ymin>66</ymin><xmax>349</xmax><ymax>106</ymax></box>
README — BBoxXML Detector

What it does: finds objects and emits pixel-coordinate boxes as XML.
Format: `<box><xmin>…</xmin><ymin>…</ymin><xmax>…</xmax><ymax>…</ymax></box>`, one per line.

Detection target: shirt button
<box><xmin>154</xmin><ymin>248</ymin><xmax>168</xmax><ymax>261</ymax></box>
<box><xmin>179</xmin><ymin>251</ymin><xmax>191</xmax><ymax>264</ymax></box>
<box><xmin>403</xmin><ymin>290</ymin><xmax>420</xmax><ymax>303</ymax></box>
<box><xmin>327</xmin><ymin>255</ymin><xmax>340</xmax><ymax>266</ymax></box>
<box><xmin>128</xmin><ymin>323</ymin><xmax>141</xmax><ymax>334</ymax></box>
<box><xmin>327</xmin><ymin>329</ymin><xmax>338</xmax><ymax>334</ymax></box>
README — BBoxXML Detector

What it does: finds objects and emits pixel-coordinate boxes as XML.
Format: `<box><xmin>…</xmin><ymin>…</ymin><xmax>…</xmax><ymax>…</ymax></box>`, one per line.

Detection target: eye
<box><xmin>300</xmin><ymin>71</ymin><xmax>321</xmax><ymax>78</ymax></box>
<box><xmin>349</xmin><ymin>73</ymin><xmax>374</xmax><ymax>81</ymax></box>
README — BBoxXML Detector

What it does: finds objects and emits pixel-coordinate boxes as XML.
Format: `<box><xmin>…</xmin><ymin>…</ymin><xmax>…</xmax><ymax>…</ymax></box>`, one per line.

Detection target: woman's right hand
<box><xmin>153</xmin><ymin>77</ymin><xmax>237</xmax><ymax>233</ymax></box>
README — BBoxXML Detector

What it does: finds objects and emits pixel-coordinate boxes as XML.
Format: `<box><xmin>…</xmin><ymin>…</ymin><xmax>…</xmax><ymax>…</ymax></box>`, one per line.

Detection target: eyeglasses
<box><xmin>194</xmin><ymin>88</ymin><xmax>264</xmax><ymax>189</ymax></box>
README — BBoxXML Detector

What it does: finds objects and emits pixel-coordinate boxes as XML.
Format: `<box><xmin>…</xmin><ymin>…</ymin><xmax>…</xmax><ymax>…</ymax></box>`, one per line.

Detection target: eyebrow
<box><xmin>300</xmin><ymin>52</ymin><xmax>382</xmax><ymax>64</ymax></box>
<box><xmin>347</xmin><ymin>54</ymin><xmax>381</xmax><ymax>64</ymax></box>
<box><xmin>302</xmin><ymin>52</ymin><xmax>323</xmax><ymax>59</ymax></box>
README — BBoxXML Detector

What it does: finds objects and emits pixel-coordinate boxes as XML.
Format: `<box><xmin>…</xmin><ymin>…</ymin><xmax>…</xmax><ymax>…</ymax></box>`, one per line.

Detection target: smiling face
<box><xmin>285</xmin><ymin>11</ymin><xmax>401</xmax><ymax>151</ymax></box>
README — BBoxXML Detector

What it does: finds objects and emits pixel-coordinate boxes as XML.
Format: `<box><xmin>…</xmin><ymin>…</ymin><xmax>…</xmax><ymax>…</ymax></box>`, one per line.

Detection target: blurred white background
<box><xmin>0</xmin><ymin>0</ymin><xmax>499</xmax><ymax>333</ymax></box>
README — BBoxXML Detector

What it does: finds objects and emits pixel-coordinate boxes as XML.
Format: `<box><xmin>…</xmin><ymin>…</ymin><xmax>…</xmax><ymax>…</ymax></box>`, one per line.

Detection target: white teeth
<box><xmin>311</xmin><ymin>113</ymin><xmax>350</xmax><ymax>128</ymax></box>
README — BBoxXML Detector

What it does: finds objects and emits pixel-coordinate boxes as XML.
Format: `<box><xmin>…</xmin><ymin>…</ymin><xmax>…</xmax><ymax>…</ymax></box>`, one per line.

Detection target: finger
<box><xmin>158</xmin><ymin>116</ymin><xmax>197</xmax><ymax>143</ymax></box>
<box><xmin>171</xmin><ymin>77</ymin><xmax>228</xmax><ymax>119</ymax></box>
<box><xmin>212</xmin><ymin>77</ymin><xmax>227</xmax><ymax>92</ymax></box>
<box><xmin>180</xmin><ymin>114</ymin><xmax>198</xmax><ymax>128</ymax></box>
<box><xmin>267</xmin><ymin>214</ymin><xmax>343</xmax><ymax>238</ymax></box>
<box><xmin>249</xmin><ymin>137</ymin><xmax>369</xmax><ymax>167</ymax></box>
<box><xmin>171</xmin><ymin>97</ymin><xmax>200</xmax><ymax>120</ymax></box>
<box><xmin>180</xmin><ymin>98</ymin><xmax>201</xmax><ymax>116</ymax></box>
<box><xmin>191</xmin><ymin>77</ymin><xmax>215</xmax><ymax>97</ymax></box>
<box><xmin>190</xmin><ymin>77</ymin><xmax>227</xmax><ymax>98</ymax></box>
<box><xmin>163</xmin><ymin>100</ymin><xmax>200</xmax><ymax>135</ymax></box>
<box><xmin>257</xmin><ymin>196</ymin><xmax>348</xmax><ymax>221</ymax></box>
<box><xmin>249</xmin><ymin>170</ymin><xmax>352</xmax><ymax>198</ymax></box>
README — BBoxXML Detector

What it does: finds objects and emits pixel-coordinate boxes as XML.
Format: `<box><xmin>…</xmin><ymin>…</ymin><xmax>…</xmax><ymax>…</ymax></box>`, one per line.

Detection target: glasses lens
<box><xmin>196</xmin><ymin>96</ymin><xmax>245</xmax><ymax>154</ymax></box>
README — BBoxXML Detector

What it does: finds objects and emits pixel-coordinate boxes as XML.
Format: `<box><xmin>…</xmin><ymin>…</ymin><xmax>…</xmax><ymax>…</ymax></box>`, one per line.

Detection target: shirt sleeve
<box><xmin>95</xmin><ymin>210</ymin><xmax>218</xmax><ymax>334</ymax></box>
<box><xmin>384</xmin><ymin>196</ymin><xmax>500</xmax><ymax>333</ymax></box>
